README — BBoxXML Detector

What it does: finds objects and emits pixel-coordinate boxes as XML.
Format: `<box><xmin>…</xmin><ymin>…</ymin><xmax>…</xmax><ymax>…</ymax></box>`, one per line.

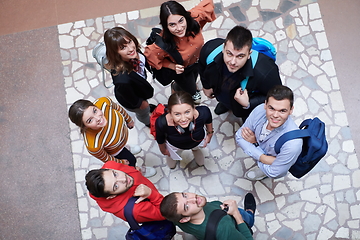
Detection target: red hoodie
<box><xmin>89</xmin><ymin>161</ymin><xmax>165</xmax><ymax>222</ymax></box>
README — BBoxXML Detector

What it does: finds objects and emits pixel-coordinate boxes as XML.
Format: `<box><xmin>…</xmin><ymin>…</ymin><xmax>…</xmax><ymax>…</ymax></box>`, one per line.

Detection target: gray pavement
<box><xmin>1</xmin><ymin>0</ymin><xmax>360</xmax><ymax>239</ymax></box>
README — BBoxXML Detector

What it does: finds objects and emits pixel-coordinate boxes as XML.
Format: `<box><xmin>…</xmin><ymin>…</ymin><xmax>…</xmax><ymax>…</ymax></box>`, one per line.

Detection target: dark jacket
<box><xmin>111</xmin><ymin>59</ymin><xmax>154</xmax><ymax>110</ymax></box>
<box><xmin>199</xmin><ymin>38</ymin><xmax>282</xmax><ymax>118</ymax></box>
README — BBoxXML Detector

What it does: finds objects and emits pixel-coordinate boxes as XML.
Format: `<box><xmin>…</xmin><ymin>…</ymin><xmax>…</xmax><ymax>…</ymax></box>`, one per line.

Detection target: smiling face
<box><xmin>102</xmin><ymin>169</ymin><xmax>134</xmax><ymax>197</ymax></box>
<box><xmin>175</xmin><ymin>192</ymin><xmax>207</xmax><ymax>222</ymax></box>
<box><xmin>265</xmin><ymin>97</ymin><xmax>293</xmax><ymax>131</ymax></box>
<box><xmin>223</xmin><ymin>40</ymin><xmax>251</xmax><ymax>73</ymax></box>
<box><xmin>82</xmin><ymin>106</ymin><xmax>108</xmax><ymax>130</ymax></box>
<box><xmin>169</xmin><ymin>103</ymin><xmax>195</xmax><ymax>129</ymax></box>
<box><xmin>117</xmin><ymin>37</ymin><xmax>139</xmax><ymax>61</ymax></box>
<box><xmin>167</xmin><ymin>14</ymin><xmax>187</xmax><ymax>38</ymax></box>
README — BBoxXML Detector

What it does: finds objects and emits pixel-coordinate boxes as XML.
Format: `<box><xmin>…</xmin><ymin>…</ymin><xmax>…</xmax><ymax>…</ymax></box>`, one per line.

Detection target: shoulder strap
<box><xmin>299</xmin><ymin>118</ymin><xmax>313</xmax><ymax>129</ymax></box>
<box><xmin>154</xmin><ymin>113</ymin><xmax>168</xmax><ymax>140</ymax></box>
<box><xmin>153</xmin><ymin>34</ymin><xmax>183</xmax><ymax>65</ymax></box>
<box><xmin>250</xmin><ymin>50</ymin><xmax>259</xmax><ymax>68</ymax></box>
<box><xmin>206</xmin><ymin>43</ymin><xmax>224</xmax><ymax>65</ymax></box>
<box><xmin>159</xmin><ymin>114</ymin><xmax>168</xmax><ymax>136</ymax></box>
<box><xmin>204</xmin><ymin>209</ymin><xmax>227</xmax><ymax>240</ymax></box>
<box><xmin>124</xmin><ymin>197</ymin><xmax>141</xmax><ymax>230</ymax></box>
<box><xmin>274</xmin><ymin>129</ymin><xmax>311</xmax><ymax>154</ymax></box>
<box><xmin>240</xmin><ymin>50</ymin><xmax>259</xmax><ymax>89</ymax></box>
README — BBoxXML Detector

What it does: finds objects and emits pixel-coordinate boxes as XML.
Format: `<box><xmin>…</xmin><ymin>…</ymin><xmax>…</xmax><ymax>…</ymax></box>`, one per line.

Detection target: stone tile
<box><xmin>57</xmin><ymin>0</ymin><xmax>360</xmax><ymax>239</ymax></box>
<box><xmin>260</xmin><ymin>0</ymin><xmax>280</xmax><ymax>10</ymax></box>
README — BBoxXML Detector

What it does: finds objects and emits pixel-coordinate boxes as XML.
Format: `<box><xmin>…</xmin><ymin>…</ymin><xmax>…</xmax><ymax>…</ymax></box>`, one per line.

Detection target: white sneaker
<box><xmin>141</xmin><ymin>166</ymin><xmax>157</xmax><ymax>178</ymax></box>
<box><xmin>245</xmin><ymin>166</ymin><xmax>268</xmax><ymax>181</ymax></box>
<box><xmin>192</xmin><ymin>91</ymin><xmax>201</xmax><ymax>105</ymax></box>
<box><xmin>129</xmin><ymin>145</ymin><xmax>142</xmax><ymax>155</ymax></box>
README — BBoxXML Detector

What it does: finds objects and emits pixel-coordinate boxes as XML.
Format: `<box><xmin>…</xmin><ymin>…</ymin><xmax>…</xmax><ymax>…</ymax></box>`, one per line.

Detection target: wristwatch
<box><xmin>253</xmin><ymin>142</ymin><xmax>259</xmax><ymax>147</ymax></box>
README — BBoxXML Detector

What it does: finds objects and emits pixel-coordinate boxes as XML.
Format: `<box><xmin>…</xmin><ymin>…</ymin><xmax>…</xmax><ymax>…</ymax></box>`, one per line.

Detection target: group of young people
<box><xmin>67</xmin><ymin>0</ymin><xmax>304</xmax><ymax>239</ymax></box>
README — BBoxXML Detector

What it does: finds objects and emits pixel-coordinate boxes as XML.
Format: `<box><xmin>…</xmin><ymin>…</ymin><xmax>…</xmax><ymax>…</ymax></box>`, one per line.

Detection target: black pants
<box><xmin>173</xmin><ymin>63</ymin><xmax>198</xmax><ymax>96</ymax></box>
<box><xmin>114</xmin><ymin>147</ymin><xmax>136</xmax><ymax>167</ymax></box>
<box><xmin>154</xmin><ymin>63</ymin><xmax>198</xmax><ymax>96</ymax></box>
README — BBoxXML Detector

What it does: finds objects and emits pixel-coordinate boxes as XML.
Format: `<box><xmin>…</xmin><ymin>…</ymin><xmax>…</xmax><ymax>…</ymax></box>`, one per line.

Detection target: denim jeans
<box><xmin>238</xmin><ymin>208</ymin><xmax>255</xmax><ymax>227</ymax></box>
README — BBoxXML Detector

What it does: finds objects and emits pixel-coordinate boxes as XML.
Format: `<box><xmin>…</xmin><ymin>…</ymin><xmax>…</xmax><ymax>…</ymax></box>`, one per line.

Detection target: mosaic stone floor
<box><xmin>58</xmin><ymin>0</ymin><xmax>360</xmax><ymax>239</ymax></box>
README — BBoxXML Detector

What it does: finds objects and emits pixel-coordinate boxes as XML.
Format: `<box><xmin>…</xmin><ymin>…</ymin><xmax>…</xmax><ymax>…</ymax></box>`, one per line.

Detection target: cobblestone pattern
<box><xmin>58</xmin><ymin>0</ymin><xmax>360</xmax><ymax>239</ymax></box>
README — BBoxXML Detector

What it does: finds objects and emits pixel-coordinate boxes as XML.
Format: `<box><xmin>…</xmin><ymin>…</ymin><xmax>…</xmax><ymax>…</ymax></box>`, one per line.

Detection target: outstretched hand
<box><xmin>134</xmin><ymin>184</ymin><xmax>152</xmax><ymax>204</ymax></box>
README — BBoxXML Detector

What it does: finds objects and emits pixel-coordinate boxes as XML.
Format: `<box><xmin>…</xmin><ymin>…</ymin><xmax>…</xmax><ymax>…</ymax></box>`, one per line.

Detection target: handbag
<box><xmin>124</xmin><ymin>197</ymin><xmax>176</xmax><ymax>240</ymax></box>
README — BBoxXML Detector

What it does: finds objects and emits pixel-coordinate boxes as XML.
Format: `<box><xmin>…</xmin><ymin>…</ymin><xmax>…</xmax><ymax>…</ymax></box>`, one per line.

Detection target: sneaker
<box><xmin>214</xmin><ymin>102</ymin><xmax>229</xmax><ymax>115</ymax></box>
<box><xmin>192</xmin><ymin>91</ymin><xmax>202</xmax><ymax>104</ymax></box>
<box><xmin>244</xmin><ymin>193</ymin><xmax>256</xmax><ymax>214</ymax></box>
<box><xmin>129</xmin><ymin>145</ymin><xmax>142</xmax><ymax>155</ymax></box>
<box><xmin>141</xmin><ymin>166</ymin><xmax>157</xmax><ymax>178</ymax></box>
<box><xmin>245</xmin><ymin>166</ymin><xmax>268</xmax><ymax>181</ymax></box>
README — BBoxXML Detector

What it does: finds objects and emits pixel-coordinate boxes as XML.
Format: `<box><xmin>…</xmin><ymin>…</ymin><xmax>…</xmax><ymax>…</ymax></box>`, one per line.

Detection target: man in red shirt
<box><xmin>86</xmin><ymin>161</ymin><xmax>165</xmax><ymax>222</ymax></box>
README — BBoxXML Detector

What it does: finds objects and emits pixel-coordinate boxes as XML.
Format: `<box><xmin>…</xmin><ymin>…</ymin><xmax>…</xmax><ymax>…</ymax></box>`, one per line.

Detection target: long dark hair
<box><xmin>104</xmin><ymin>27</ymin><xmax>141</xmax><ymax>74</ymax></box>
<box><xmin>68</xmin><ymin>99</ymin><xmax>94</xmax><ymax>134</ymax></box>
<box><xmin>159</xmin><ymin>1</ymin><xmax>200</xmax><ymax>50</ymax></box>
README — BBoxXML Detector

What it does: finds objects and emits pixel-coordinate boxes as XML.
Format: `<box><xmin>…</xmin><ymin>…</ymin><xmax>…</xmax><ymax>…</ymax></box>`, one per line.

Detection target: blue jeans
<box><xmin>238</xmin><ymin>208</ymin><xmax>254</xmax><ymax>227</ymax></box>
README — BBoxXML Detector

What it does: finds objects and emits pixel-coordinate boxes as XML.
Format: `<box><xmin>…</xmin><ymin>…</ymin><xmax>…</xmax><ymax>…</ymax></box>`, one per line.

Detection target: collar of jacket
<box><xmin>214</xmin><ymin>50</ymin><xmax>255</xmax><ymax>79</ymax></box>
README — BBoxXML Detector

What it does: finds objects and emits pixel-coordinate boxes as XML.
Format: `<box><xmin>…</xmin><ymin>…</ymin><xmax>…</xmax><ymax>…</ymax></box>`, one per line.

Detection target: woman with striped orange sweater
<box><xmin>68</xmin><ymin>97</ymin><xmax>156</xmax><ymax>177</ymax></box>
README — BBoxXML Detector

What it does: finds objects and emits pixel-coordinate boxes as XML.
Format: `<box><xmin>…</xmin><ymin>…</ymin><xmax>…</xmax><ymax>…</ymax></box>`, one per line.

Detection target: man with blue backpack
<box><xmin>235</xmin><ymin>85</ymin><xmax>303</xmax><ymax>180</ymax></box>
<box><xmin>235</xmin><ymin>85</ymin><xmax>328</xmax><ymax>180</ymax></box>
<box><xmin>199</xmin><ymin>25</ymin><xmax>282</xmax><ymax>121</ymax></box>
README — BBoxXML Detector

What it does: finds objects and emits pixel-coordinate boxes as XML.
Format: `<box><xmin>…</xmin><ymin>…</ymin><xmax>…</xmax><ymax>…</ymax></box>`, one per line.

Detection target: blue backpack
<box><xmin>274</xmin><ymin>117</ymin><xmax>328</xmax><ymax>179</ymax></box>
<box><xmin>206</xmin><ymin>37</ymin><xmax>276</xmax><ymax>89</ymax></box>
<box><xmin>251</xmin><ymin>37</ymin><xmax>276</xmax><ymax>61</ymax></box>
<box><xmin>124</xmin><ymin>197</ymin><xmax>176</xmax><ymax>240</ymax></box>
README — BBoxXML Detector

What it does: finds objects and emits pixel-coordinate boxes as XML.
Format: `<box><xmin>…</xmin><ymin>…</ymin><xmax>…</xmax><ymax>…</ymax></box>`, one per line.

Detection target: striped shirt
<box><xmin>83</xmin><ymin>97</ymin><xmax>132</xmax><ymax>163</ymax></box>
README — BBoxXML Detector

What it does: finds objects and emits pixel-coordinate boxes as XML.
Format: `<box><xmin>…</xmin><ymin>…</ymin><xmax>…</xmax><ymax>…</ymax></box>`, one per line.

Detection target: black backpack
<box><xmin>123</xmin><ymin>197</ymin><xmax>176</xmax><ymax>240</ymax></box>
<box><xmin>274</xmin><ymin>117</ymin><xmax>328</xmax><ymax>178</ymax></box>
<box><xmin>146</xmin><ymin>28</ymin><xmax>183</xmax><ymax>86</ymax></box>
